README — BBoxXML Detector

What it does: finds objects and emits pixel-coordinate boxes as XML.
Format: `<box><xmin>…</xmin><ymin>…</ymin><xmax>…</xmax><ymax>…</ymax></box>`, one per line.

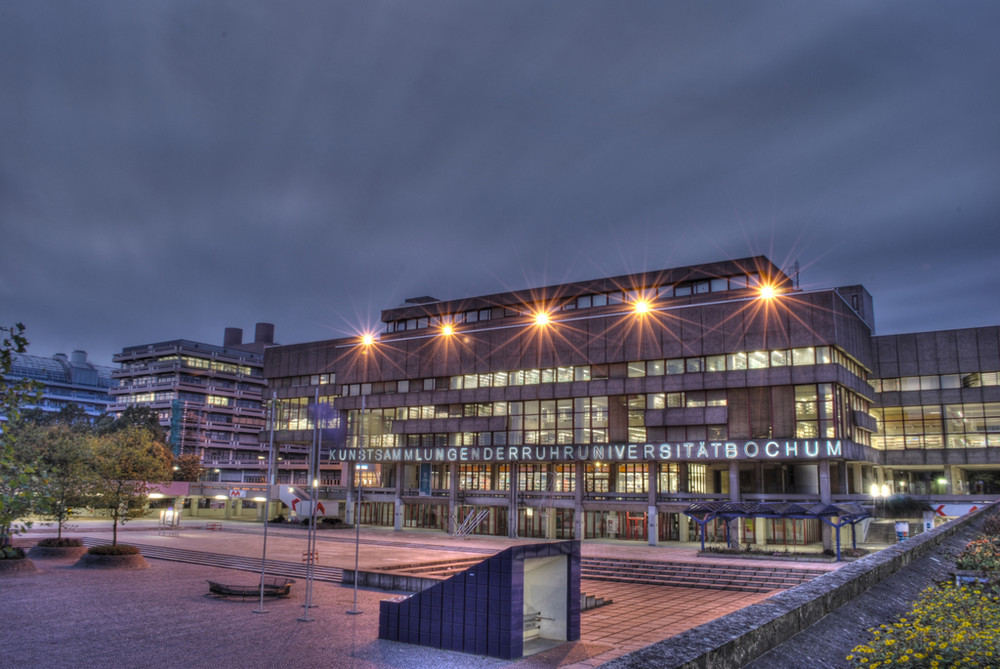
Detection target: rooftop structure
<box><xmin>1</xmin><ymin>349</ymin><xmax>115</xmax><ymax>425</ymax></box>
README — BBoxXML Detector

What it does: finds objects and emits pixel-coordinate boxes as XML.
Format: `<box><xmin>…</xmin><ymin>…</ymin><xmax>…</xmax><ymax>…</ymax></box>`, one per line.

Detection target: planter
<box><xmin>0</xmin><ymin>558</ymin><xmax>38</xmax><ymax>574</ymax></box>
<box><xmin>74</xmin><ymin>552</ymin><xmax>150</xmax><ymax>570</ymax></box>
<box><xmin>953</xmin><ymin>569</ymin><xmax>991</xmax><ymax>586</ymax></box>
<box><xmin>29</xmin><ymin>545</ymin><xmax>88</xmax><ymax>560</ymax></box>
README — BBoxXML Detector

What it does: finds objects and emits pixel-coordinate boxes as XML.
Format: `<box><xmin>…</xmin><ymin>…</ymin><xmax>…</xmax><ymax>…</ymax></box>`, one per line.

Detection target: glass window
<box><xmin>592</xmin><ymin>294</ymin><xmax>608</xmax><ymax>307</ymax></box>
<box><xmin>710</xmin><ymin>278</ymin><xmax>728</xmax><ymax>292</ymax></box>
<box><xmin>816</xmin><ymin>346</ymin><xmax>832</xmax><ymax>364</ymax></box>
<box><xmin>647</xmin><ymin>360</ymin><xmax>665</xmax><ymax>376</ymax></box>
<box><xmin>627</xmin><ymin>362</ymin><xmax>646</xmax><ymax>378</ymax></box>
<box><xmin>666</xmin><ymin>359</ymin><xmax>685</xmax><ymax>374</ymax></box>
<box><xmin>686</xmin><ymin>357</ymin><xmax>704</xmax><ymax>373</ymax></box>
<box><xmin>748</xmin><ymin>351</ymin><xmax>769</xmax><ymax>369</ymax></box>
<box><xmin>705</xmin><ymin>355</ymin><xmax>725</xmax><ymax>372</ymax></box>
<box><xmin>792</xmin><ymin>348</ymin><xmax>815</xmax><ymax>366</ymax></box>
<box><xmin>940</xmin><ymin>374</ymin><xmax>961</xmax><ymax>389</ymax></box>
<box><xmin>576</xmin><ymin>295</ymin><xmax>592</xmax><ymax>309</ymax></box>
<box><xmin>574</xmin><ymin>366</ymin><xmax>591</xmax><ymax>382</ymax></box>
<box><xmin>727</xmin><ymin>352</ymin><xmax>748</xmax><ymax>370</ymax></box>
<box><xmin>920</xmin><ymin>376</ymin><xmax>940</xmax><ymax>391</ymax></box>
<box><xmin>770</xmin><ymin>350</ymin><xmax>789</xmax><ymax>367</ymax></box>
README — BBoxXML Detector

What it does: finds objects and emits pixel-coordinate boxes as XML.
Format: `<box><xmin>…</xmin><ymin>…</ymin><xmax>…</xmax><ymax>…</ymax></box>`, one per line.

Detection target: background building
<box><xmin>262</xmin><ymin>256</ymin><xmax>999</xmax><ymax>546</ymax></box>
<box><xmin>110</xmin><ymin>323</ymin><xmax>279</xmax><ymax>483</ymax></box>
<box><xmin>1</xmin><ymin>349</ymin><xmax>114</xmax><ymax>426</ymax></box>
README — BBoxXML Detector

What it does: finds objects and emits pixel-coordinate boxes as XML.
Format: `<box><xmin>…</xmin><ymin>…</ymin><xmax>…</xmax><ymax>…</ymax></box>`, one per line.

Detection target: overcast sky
<box><xmin>3</xmin><ymin>1</ymin><xmax>998</xmax><ymax>366</ymax></box>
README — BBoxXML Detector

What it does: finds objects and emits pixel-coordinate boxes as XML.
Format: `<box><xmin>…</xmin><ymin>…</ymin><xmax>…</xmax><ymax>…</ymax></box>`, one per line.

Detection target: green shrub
<box><xmin>37</xmin><ymin>538</ymin><xmax>84</xmax><ymax>548</ymax></box>
<box><xmin>87</xmin><ymin>544</ymin><xmax>140</xmax><ymax>556</ymax></box>
<box><xmin>1</xmin><ymin>545</ymin><xmax>26</xmax><ymax>560</ymax></box>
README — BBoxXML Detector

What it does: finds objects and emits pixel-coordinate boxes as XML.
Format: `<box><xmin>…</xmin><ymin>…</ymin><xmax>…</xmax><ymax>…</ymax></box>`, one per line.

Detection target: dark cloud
<box><xmin>2</xmin><ymin>1</ymin><xmax>997</xmax><ymax>364</ymax></box>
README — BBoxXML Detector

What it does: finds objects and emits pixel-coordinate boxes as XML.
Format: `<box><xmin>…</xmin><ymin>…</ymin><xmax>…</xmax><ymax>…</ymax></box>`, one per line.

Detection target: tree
<box><xmin>11</xmin><ymin>423</ymin><xmax>95</xmax><ymax>539</ymax></box>
<box><xmin>95</xmin><ymin>405</ymin><xmax>166</xmax><ymax>442</ymax></box>
<box><xmin>0</xmin><ymin>323</ymin><xmax>46</xmax><ymax>549</ymax></box>
<box><xmin>172</xmin><ymin>452</ymin><xmax>205</xmax><ymax>482</ymax></box>
<box><xmin>89</xmin><ymin>426</ymin><xmax>172</xmax><ymax>545</ymax></box>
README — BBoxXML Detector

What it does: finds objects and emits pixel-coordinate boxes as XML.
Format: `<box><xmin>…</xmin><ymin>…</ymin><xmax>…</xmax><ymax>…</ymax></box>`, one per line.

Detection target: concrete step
<box><xmin>580</xmin><ymin>557</ymin><xmax>823</xmax><ymax>592</ymax></box>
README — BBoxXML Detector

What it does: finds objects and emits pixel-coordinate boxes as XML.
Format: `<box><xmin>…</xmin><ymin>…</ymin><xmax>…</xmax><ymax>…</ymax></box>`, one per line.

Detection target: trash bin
<box><xmin>894</xmin><ymin>521</ymin><xmax>909</xmax><ymax>542</ymax></box>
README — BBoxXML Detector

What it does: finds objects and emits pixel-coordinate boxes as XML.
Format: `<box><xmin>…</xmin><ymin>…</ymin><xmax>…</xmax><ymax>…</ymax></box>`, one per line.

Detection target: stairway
<box><xmin>580</xmin><ymin>556</ymin><xmax>827</xmax><ymax>593</ymax></box>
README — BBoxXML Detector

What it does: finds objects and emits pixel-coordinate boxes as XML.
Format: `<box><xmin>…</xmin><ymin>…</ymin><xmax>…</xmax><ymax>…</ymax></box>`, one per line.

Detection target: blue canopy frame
<box><xmin>683</xmin><ymin>501</ymin><xmax>871</xmax><ymax>561</ymax></box>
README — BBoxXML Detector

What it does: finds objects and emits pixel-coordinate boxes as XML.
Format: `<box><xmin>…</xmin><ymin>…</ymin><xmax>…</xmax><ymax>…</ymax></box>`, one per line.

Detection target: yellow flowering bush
<box><xmin>847</xmin><ymin>584</ymin><xmax>1000</xmax><ymax>668</ymax></box>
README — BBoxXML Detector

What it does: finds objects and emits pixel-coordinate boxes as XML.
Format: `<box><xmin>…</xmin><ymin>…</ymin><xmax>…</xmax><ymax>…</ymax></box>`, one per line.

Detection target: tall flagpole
<box><xmin>299</xmin><ymin>388</ymin><xmax>320</xmax><ymax>622</ymax></box>
<box><xmin>347</xmin><ymin>392</ymin><xmax>364</xmax><ymax>615</ymax></box>
<box><xmin>255</xmin><ymin>391</ymin><xmax>277</xmax><ymax>614</ymax></box>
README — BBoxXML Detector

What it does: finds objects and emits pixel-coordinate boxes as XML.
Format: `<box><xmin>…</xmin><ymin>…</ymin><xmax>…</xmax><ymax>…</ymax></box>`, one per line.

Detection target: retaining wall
<box><xmin>601</xmin><ymin>504</ymin><xmax>995</xmax><ymax>669</ymax></box>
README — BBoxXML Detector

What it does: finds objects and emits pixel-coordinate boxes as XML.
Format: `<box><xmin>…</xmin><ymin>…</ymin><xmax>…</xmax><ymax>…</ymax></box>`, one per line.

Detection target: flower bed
<box><xmin>847</xmin><ymin>513</ymin><xmax>1000</xmax><ymax>668</ymax></box>
<box><xmin>847</xmin><ymin>584</ymin><xmax>1000</xmax><ymax>668</ymax></box>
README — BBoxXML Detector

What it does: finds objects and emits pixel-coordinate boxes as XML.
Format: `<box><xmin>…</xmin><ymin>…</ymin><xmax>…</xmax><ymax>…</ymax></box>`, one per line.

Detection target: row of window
<box><xmin>872</xmin><ymin>371</ymin><xmax>999</xmax><ymax>393</ymax></box>
<box><xmin>451</xmin><ymin>462</ymin><xmax>709</xmax><ymax>494</ymax></box>
<box><xmin>871</xmin><ymin>402</ymin><xmax>1000</xmax><ymax>450</ymax></box>
<box><xmin>384</xmin><ymin>274</ymin><xmax>765</xmax><ymax>334</ymax></box>
<box><xmin>334</xmin><ymin>345</ymin><xmax>864</xmax><ymax>399</ymax></box>
<box><xmin>158</xmin><ymin>355</ymin><xmax>261</xmax><ymax>378</ymax></box>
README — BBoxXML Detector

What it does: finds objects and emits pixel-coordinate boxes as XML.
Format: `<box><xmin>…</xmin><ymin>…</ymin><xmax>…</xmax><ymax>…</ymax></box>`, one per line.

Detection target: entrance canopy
<box><xmin>683</xmin><ymin>501</ymin><xmax>871</xmax><ymax>560</ymax></box>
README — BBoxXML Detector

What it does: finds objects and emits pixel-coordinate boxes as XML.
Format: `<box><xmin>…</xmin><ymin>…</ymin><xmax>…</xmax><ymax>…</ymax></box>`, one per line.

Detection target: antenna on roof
<box><xmin>782</xmin><ymin>260</ymin><xmax>800</xmax><ymax>289</ymax></box>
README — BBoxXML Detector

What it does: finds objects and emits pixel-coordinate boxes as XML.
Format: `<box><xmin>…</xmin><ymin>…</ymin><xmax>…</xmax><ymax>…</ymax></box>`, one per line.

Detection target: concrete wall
<box><xmin>601</xmin><ymin>503</ymin><xmax>995</xmax><ymax>669</ymax></box>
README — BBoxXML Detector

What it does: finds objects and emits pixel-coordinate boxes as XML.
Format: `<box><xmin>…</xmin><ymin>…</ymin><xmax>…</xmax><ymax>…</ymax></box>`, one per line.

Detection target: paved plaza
<box><xmin>3</xmin><ymin>519</ymin><xmax>845</xmax><ymax>668</ymax></box>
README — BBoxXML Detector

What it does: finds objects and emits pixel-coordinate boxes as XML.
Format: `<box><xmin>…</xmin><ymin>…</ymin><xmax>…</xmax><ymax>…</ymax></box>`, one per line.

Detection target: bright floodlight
<box><xmin>361</xmin><ymin>333</ymin><xmax>375</xmax><ymax>347</ymax></box>
<box><xmin>442</xmin><ymin>324</ymin><xmax>454</xmax><ymax>336</ymax></box>
<box><xmin>633</xmin><ymin>300</ymin><xmax>650</xmax><ymax>314</ymax></box>
<box><xmin>534</xmin><ymin>311</ymin><xmax>550</xmax><ymax>326</ymax></box>
<box><xmin>759</xmin><ymin>284</ymin><xmax>776</xmax><ymax>299</ymax></box>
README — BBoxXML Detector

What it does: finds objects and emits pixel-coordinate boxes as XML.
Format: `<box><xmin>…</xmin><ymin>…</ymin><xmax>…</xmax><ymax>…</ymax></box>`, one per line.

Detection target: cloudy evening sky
<box><xmin>2</xmin><ymin>1</ymin><xmax>998</xmax><ymax>366</ymax></box>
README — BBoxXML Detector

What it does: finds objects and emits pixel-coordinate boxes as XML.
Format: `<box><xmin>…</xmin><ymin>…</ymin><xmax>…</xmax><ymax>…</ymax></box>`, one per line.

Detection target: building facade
<box><xmin>263</xmin><ymin>257</ymin><xmax>999</xmax><ymax>545</ymax></box>
<box><xmin>110</xmin><ymin>324</ymin><xmax>281</xmax><ymax>483</ymax></box>
<box><xmin>1</xmin><ymin>349</ymin><xmax>114</xmax><ymax>425</ymax></box>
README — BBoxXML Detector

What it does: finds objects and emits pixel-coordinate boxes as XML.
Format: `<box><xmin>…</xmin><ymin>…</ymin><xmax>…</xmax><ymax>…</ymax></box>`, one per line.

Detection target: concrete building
<box><xmin>1</xmin><ymin>349</ymin><xmax>114</xmax><ymax>425</ymax></box>
<box><xmin>263</xmin><ymin>257</ymin><xmax>999</xmax><ymax>545</ymax></box>
<box><xmin>110</xmin><ymin>324</ymin><xmax>283</xmax><ymax>484</ymax></box>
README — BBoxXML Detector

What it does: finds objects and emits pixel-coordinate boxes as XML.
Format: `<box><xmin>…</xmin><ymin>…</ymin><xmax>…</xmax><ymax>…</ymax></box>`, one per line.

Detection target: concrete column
<box><xmin>448</xmin><ymin>463</ymin><xmax>459</xmax><ymax>535</ymax></box>
<box><xmin>838</xmin><ymin>461</ymin><xmax>849</xmax><ymax>495</ymax></box>
<box><xmin>728</xmin><ymin>463</ymin><xmax>740</xmax><ymax>548</ymax></box>
<box><xmin>852</xmin><ymin>463</ymin><xmax>864</xmax><ymax>496</ymax></box>
<box><xmin>647</xmin><ymin>463</ymin><xmax>657</xmax><ymax>546</ymax></box>
<box><xmin>394</xmin><ymin>462</ymin><xmax>404</xmax><ymax>531</ymax></box>
<box><xmin>187</xmin><ymin>496</ymin><xmax>198</xmax><ymax>518</ymax></box>
<box><xmin>544</xmin><ymin>507</ymin><xmax>558</xmax><ymax>540</ymax></box>
<box><xmin>754</xmin><ymin>517</ymin><xmax>767</xmax><ymax>546</ymax></box>
<box><xmin>574</xmin><ymin>464</ymin><xmax>585</xmax><ymax>540</ymax></box>
<box><xmin>233</xmin><ymin>499</ymin><xmax>243</xmax><ymax>520</ymax></box>
<box><xmin>944</xmin><ymin>465</ymin><xmax>958</xmax><ymax>494</ymax></box>
<box><xmin>508</xmin><ymin>462</ymin><xmax>519</xmax><ymax>539</ymax></box>
<box><xmin>819</xmin><ymin>459</ymin><xmax>833</xmax><ymax>550</ymax></box>
<box><xmin>754</xmin><ymin>462</ymin><xmax>764</xmax><ymax>495</ymax></box>
<box><xmin>728</xmin><ymin>463</ymin><xmax>740</xmax><ymax>502</ymax></box>
<box><xmin>679</xmin><ymin>462</ymin><xmax>689</xmax><ymax>492</ymax></box>
<box><xmin>678</xmin><ymin>512</ymin><xmax>691</xmax><ymax>543</ymax></box>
